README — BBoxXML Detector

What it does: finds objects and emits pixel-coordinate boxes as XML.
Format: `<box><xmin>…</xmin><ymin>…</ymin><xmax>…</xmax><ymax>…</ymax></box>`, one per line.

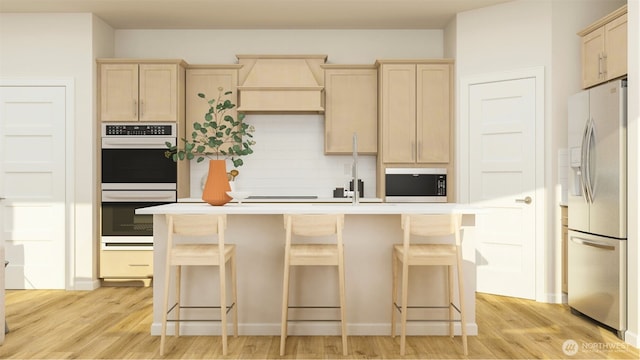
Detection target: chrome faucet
<box><xmin>352</xmin><ymin>132</ymin><xmax>359</xmax><ymax>205</ymax></box>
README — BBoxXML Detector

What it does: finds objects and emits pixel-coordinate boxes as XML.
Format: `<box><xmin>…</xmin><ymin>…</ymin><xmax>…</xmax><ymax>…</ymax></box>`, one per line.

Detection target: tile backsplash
<box><xmin>189</xmin><ymin>114</ymin><xmax>377</xmax><ymax>199</ymax></box>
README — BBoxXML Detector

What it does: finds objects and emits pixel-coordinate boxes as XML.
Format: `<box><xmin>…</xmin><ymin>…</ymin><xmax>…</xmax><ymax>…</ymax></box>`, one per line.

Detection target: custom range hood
<box><xmin>236</xmin><ymin>54</ymin><xmax>327</xmax><ymax>113</ymax></box>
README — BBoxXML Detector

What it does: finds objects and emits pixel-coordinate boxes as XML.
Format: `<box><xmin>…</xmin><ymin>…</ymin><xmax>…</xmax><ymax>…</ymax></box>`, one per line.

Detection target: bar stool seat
<box><xmin>391</xmin><ymin>213</ymin><xmax>468</xmax><ymax>356</ymax></box>
<box><xmin>160</xmin><ymin>214</ymin><xmax>237</xmax><ymax>356</ymax></box>
<box><xmin>280</xmin><ymin>214</ymin><xmax>348</xmax><ymax>356</ymax></box>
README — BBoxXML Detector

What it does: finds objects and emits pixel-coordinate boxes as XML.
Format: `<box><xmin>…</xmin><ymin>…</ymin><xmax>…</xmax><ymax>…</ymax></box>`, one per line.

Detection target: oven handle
<box><xmin>102</xmin><ymin>137</ymin><xmax>176</xmax><ymax>148</ymax></box>
<box><xmin>101</xmin><ymin>191</ymin><xmax>177</xmax><ymax>202</ymax></box>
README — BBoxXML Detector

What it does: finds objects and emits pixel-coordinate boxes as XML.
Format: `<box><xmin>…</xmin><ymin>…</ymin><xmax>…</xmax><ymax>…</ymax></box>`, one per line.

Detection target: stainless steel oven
<box><xmin>385</xmin><ymin>168</ymin><xmax>447</xmax><ymax>203</ymax></box>
<box><xmin>101</xmin><ymin>123</ymin><xmax>178</xmax><ymax>249</ymax></box>
<box><xmin>101</xmin><ymin>190</ymin><xmax>176</xmax><ymax>250</ymax></box>
<box><xmin>101</xmin><ymin>123</ymin><xmax>177</xmax><ymax>190</ymax></box>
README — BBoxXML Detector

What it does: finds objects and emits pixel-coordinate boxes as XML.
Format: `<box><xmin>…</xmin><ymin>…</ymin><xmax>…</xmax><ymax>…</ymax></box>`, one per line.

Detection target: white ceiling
<box><xmin>0</xmin><ymin>0</ymin><xmax>512</xmax><ymax>29</ymax></box>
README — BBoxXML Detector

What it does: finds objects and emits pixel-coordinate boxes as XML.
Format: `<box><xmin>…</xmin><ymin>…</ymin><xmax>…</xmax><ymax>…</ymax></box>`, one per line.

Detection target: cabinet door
<box><xmin>186</xmin><ymin>68</ymin><xmax>239</xmax><ymax>153</ymax></box>
<box><xmin>186</xmin><ymin>68</ymin><xmax>238</xmax><ymax>128</ymax></box>
<box><xmin>605</xmin><ymin>13</ymin><xmax>627</xmax><ymax>81</ymax></box>
<box><xmin>139</xmin><ymin>64</ymin><xmax>178</xmax><ymax>122</ymax></box>
<box><xmin>381</xmin><ymin>64</ymin><xmax>416</xmax><ymax>163</ymax></box>
<box><xmin>416</xmin><ymin>64</ymin><xmax>450</xmax><ymax>163</ymax></box>
<box><xmin>324</xmin><ymin>68</ymin><xmax>377</xmax><ymax>154</ymax></box>
<box><xmin>100</xmin><ymin>64</ymin><xmax>138</xmax><ymax>122</ymax></box>
<box><xmin>581</xmin><ymin>27</ymin><xmax>605</xmax><ymax>89</ymax></box>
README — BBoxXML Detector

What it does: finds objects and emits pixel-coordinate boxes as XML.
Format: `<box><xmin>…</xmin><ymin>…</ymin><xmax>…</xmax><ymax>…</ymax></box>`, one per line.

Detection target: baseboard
<box><xmin>624</xmin><ymin>330</ymin><xmax>639</xmax><ymax>348</ymax></box>
<box><xmin>150</xmin><ymin>322</ymin><xmax>479</xmax><ymax>336</ymax></box>
<box><xmin>544</xmin><ymin>292</ymin><xmax>566</xmax><ymax>304</ymax></box>
<box><xmin>72</xmin><ymin>278</ymin><xmax>101</xmax><ymax>291</ymax></box>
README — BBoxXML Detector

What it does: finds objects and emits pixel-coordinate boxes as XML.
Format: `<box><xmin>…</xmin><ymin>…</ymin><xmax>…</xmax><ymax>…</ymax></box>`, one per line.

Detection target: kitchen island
<box><xmin>136</xmin><ymin>202</ymin><xmax>483</xmax><ymax>337</ymax></box>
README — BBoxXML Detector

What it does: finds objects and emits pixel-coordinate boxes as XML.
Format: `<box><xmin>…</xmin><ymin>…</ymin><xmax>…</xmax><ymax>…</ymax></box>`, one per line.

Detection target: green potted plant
<box><xmin>166</xmin><ymin>88</ymin><xmax>255</xmax><ymax>205</ymax></box>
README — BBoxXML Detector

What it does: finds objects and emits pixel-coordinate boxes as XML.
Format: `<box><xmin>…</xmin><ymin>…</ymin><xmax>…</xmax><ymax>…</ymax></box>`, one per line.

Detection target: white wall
<box><xmin>455</xmin><ymin>0</ymin><xmax>638</xmax><ymax>346</ymax></box>
<box><xmin>455</xmin><ymin>0</ymin><xmax>625</xmax><ymax>301</ymax></box>
<box><xmin>0</xmin><ymin>13</ymin><xmax>106</xmax><ymax>289</ymax></box>
<box><xmin>115</xmin><ymin>29</ymin><xmax>443</xmax><ymax>64</ymax></box>
<box><xmin>115</xmin><ymin>29</ymin><xmax>444</xmax><ymax>198</ymax></box>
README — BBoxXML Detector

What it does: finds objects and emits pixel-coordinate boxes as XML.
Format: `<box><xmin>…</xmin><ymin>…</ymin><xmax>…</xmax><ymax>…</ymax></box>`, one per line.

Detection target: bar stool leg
<box><xmin>175</xmin><ymin>265</ymin><xmax>181</xmax><ymax>337</ymax></box>
<box><xmin>448</xmin><ymin>265</ymin><xmax>454</xmax><ymax>337</ymax></box>
<box><xmin>160</xmin><ymin>259</ymin><xmax>171</xmax><ymax>355</ymax></box>
<box><xmin>220</xmin><ymin>259</ymin><xmax>228</xmax><ymax>355</ymax></box>
<box><xmin>279</xmin><ymin>253</ymin><xmax>291</xmax><ymax>356</ymax></box>
<box><xmin>338</xmin><ymin>253</ymin><xmax>348</xmax><ymax>356</ymax></box>
<box><xmin>457</xmin><ymin>250</ymin><xmax>468</xmax><ymax>355</ymax></box>
<box><xmin>231</xmin><ymin>249</ymin><xmax>238</xmax><ymax>337</ymax></box>
<box><xmin>400</xmin><ymin>262</ymin><xmax>409</xmax><ymax>356</ymax></box>
<box><xmin>391</xmin><ymin>251</ymin><xmax>398</xmax><ymax>337</ymax></box>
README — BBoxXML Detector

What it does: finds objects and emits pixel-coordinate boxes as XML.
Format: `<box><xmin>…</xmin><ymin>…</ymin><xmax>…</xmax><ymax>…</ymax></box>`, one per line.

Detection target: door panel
<box><xmin>588</xmin><ymin>81</ymin><xmax>626</xmax><ymax>239</ymax></box>
<box><xmin>381</xmin><ymin>64</ymin><xmax>416</xmax><ymax>163</ymax></box>
<box><xmin>0</xmin><ymin>86</ymin><xmax>66</xmax><ymax>289</ymax></box>
<box><xmin>469</xmin><ymin>77</ymin><xmax>536</xmax><ymax>299</ymax></box>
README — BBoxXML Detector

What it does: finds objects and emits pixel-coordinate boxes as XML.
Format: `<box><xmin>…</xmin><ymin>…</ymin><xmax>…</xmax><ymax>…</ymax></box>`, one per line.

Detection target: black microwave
<box><xmin>385</xmin><ymin>168</ymin><xmax>447</xmax><ymax>203</ymax></box>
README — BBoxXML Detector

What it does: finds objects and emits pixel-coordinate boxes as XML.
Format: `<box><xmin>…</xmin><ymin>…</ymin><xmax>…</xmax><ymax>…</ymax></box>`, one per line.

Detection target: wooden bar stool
<box><xmin>280</xmin><ymin>214</ymin><xmax>348</xmax><ymax>356</ymax></box>
<box><xmin>391</xmin><ymin>213</ymin><xmax>467</xmax><ymax>356</ymax></box>
<box><xmin>160</xmin><ymin>214</ymin><xmax>238</xmax><ymax>356</ymax></box>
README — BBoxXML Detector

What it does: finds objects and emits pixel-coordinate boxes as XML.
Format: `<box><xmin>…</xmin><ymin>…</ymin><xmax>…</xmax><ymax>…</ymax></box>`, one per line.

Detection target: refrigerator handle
<box><xmin>570</xmin><ymin>237</ymin><xmax>615</xmax><ymax>251</ymax></box>
<box><xmin>579</xmin><ymin>117</ymin><xmax>591</xmax><ymax>203</ymax></box>
<box><xmin>584</xmin><ymin>118</ymin><xmax>596</xmax><ymax>203</ymax></box>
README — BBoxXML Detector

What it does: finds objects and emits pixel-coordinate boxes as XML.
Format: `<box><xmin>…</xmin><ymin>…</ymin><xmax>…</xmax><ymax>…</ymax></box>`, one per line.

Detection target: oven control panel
<box><xmin>103</xmin><ymin>124</ymin><xmax>175</xmax><ymax>136</ymax></box>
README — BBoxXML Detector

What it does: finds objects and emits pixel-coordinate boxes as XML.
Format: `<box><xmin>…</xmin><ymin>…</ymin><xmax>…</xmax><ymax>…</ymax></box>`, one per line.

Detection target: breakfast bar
<box><xmin>136</xmin><ymin>202</ymin><xmax>482</xmax><ymax>337</ymax></box>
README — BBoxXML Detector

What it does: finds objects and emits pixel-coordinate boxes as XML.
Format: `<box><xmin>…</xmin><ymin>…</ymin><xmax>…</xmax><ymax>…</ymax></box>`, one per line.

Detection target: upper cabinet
<box><xmin>377</xmin><ymin>60</ymin><xmax>452</xmax><ymax>164</ymax></box>
<box><xmin>322</xmin><ymin>65</ymin><xmax>377</xmax><ymax>154</ymax></box>
<box><xmin>186</xmin><ymin>66</ymin><xmax>241</xmax><ymax>131</ymax></box>
<box><xmin>579</xmin><ymin>5</ymin><xmax>627</xmax><ymax>89</ymax></box>
<box><xmin>98</xmin><ymin>60</ymin><xmax>186</xmax><ymax>122</ymax></box>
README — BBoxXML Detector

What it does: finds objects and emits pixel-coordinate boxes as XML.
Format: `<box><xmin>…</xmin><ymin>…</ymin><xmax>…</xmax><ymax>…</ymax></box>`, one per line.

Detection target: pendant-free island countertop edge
<box><xmin>135</xmin><ymin>202</ymin><xmax>486</xmax><ymax>215</ymax></box>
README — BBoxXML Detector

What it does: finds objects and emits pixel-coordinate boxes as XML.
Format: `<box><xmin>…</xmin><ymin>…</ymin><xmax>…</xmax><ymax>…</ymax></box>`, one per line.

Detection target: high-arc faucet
<box><xmin>352</xmin><ymin>133</ymin><xmax>359</xmax><ymax>205</ymax></box>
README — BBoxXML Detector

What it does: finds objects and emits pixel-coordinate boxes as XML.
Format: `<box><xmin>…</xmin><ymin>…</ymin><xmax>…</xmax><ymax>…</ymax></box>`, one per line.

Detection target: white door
<box><xmin>469</xmin><ymin>76</ymin><xmax>538</xmax><ymax>300</ymax></box>
<box><xmin>0</xmin><ymin>86</ymin><xmax>66</xmax><ymax>289</ymax></box>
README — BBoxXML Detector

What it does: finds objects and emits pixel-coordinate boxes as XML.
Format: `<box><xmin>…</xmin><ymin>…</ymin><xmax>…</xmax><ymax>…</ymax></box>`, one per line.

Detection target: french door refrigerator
<box><xmin>567</xmin><ymin>78</ymin><xmax>627</xmax><ymax>339</ymax></box>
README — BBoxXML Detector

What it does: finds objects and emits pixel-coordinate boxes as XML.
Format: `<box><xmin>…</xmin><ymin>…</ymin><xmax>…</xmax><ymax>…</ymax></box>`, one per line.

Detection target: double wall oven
<box><xmin>101</xmin><ymin>123</ymin><xmax>177</xmax><ymax>250</ymax></box>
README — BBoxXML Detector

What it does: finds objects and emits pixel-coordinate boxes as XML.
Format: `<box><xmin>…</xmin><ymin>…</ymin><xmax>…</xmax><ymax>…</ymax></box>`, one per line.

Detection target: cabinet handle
<box><xmin>411</xmin><ymin>141</ymin><xmax>415</xmax><ymax>161</ymax></box>
<box><xmin>129</xmin><ymin>264</ymin><xmax>150</xmax><ymax>267</ymax></box>
<box><xmin>133</xmin><ymin>100</ymin><xmax>138</xmax><ymax>117</ymax></box>
<box><xmin>140</xmin><ymin>100</ymin><xmax>144</xmax><ymax>117</ymax></box>
<box><xmin>602</xmin><ymin>52</ymin><xmax>608</xmax><ymax>78</ymax></box>
<box><xmin>598</xmin><ymin>53</ymin><xmax>602</xmax><ymax>78</ymax></box>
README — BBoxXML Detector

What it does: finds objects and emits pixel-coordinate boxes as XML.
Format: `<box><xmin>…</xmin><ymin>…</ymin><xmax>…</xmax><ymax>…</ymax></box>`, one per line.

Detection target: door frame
<box><xmin>458</xmin><ymin>67</ymin><xmax>546</xmax><ymax>302</ymax></box>
<box><xmin>0</xmin><ymin>78</ymin><xmax>75</xmax><ymax>290</ymax></box>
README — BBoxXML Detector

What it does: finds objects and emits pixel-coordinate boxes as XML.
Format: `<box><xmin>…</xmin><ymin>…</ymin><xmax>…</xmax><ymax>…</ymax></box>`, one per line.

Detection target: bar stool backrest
<box><xmin>167</xmin><ymin>214</ymin><xmax>226</xmax><ymax>237</ymax></box>
<box><xmin>284</xmin><ymin>214</ymin><xmax>344</xmax><ymax>238</ymax></box>
<box><xmin>401</xmin><ymin>214</ymin><xmax>462</xmax><ymax>245</ymax></box>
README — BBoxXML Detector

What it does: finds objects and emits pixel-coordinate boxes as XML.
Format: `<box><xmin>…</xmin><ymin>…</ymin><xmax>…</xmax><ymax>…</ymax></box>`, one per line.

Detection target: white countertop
<box><xmin>178</xmin><ymin>197</ymin><xmax>383</xmax><ymax>204</ymax></box>
<box><xmin>136</xmin><ymin>201</ymin><xmax>484</xmax><ymax>215</ymax></box>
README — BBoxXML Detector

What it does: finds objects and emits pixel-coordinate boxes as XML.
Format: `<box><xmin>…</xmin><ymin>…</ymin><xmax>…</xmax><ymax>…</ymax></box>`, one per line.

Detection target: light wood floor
<box><xmin>0</xmin><ymin>286</ymin><xmax>637</xmax><ymax>359</ymax></box>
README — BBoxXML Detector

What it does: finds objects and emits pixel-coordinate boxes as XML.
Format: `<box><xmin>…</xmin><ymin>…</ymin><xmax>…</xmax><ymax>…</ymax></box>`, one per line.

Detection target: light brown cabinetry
<box><xmin>378</xmin><ymin>61</ymin><xmax>452</xmax><ymax>164</ymax></box>
<box><xmin>579</xmin><ymin>5</ymin><xmax>627</xmax><ymax>89</ymax></box>
<box><xmin>100</xmin><ymin>250</ymin><xmax>153</xmax><ymax>279</ymax></box>
<box><xmin>322</xmin><ymin>65</ymin><xmax>377</xmax><ymax>154</ymax></box>
<box><xmin>98</xmin><ymin>60</ymin><xmax>186</xmax><ymax>122</ymax></box>
<box><xmin>186</xmin><ymin>66</ymin><xmax>241</xmax><ymax>133</ymax></box>
<box><xmin>561</xmin><ymin>205</ymin><xmax>568</xmax><ymax>294</ymax></box>
<box><xmin>376</xmin><ymin>59</ymin><xmax>454</xmax><ymax>201</ymax></box>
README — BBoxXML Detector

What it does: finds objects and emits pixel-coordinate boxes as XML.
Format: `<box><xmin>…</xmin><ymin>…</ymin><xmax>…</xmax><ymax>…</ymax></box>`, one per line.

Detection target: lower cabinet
<box><xmin>100</xmin><ymin>250</ymin><xmax>153</xmax><ymax>280</ymax></box>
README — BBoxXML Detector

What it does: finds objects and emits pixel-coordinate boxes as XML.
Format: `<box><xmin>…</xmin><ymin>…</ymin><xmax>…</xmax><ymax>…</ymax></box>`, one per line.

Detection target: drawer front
<box><xmin>100</xmin><ymin>250</ymin><xmax>153</xmax><ymax>278</ymax></box>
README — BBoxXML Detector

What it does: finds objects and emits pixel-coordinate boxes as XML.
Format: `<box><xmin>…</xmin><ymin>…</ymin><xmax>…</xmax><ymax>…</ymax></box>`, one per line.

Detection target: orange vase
<box><xmin>202</xmin><ymin>160</ymin><xmax>232</xmax><ymax>206</ymax></box>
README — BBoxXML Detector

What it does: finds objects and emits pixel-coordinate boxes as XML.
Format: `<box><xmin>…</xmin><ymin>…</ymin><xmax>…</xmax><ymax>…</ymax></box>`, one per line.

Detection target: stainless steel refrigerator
<box><xmin>567</xmin><ymin>78</ymin><xmax>627</xmax><ymax>339</ymax></box>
